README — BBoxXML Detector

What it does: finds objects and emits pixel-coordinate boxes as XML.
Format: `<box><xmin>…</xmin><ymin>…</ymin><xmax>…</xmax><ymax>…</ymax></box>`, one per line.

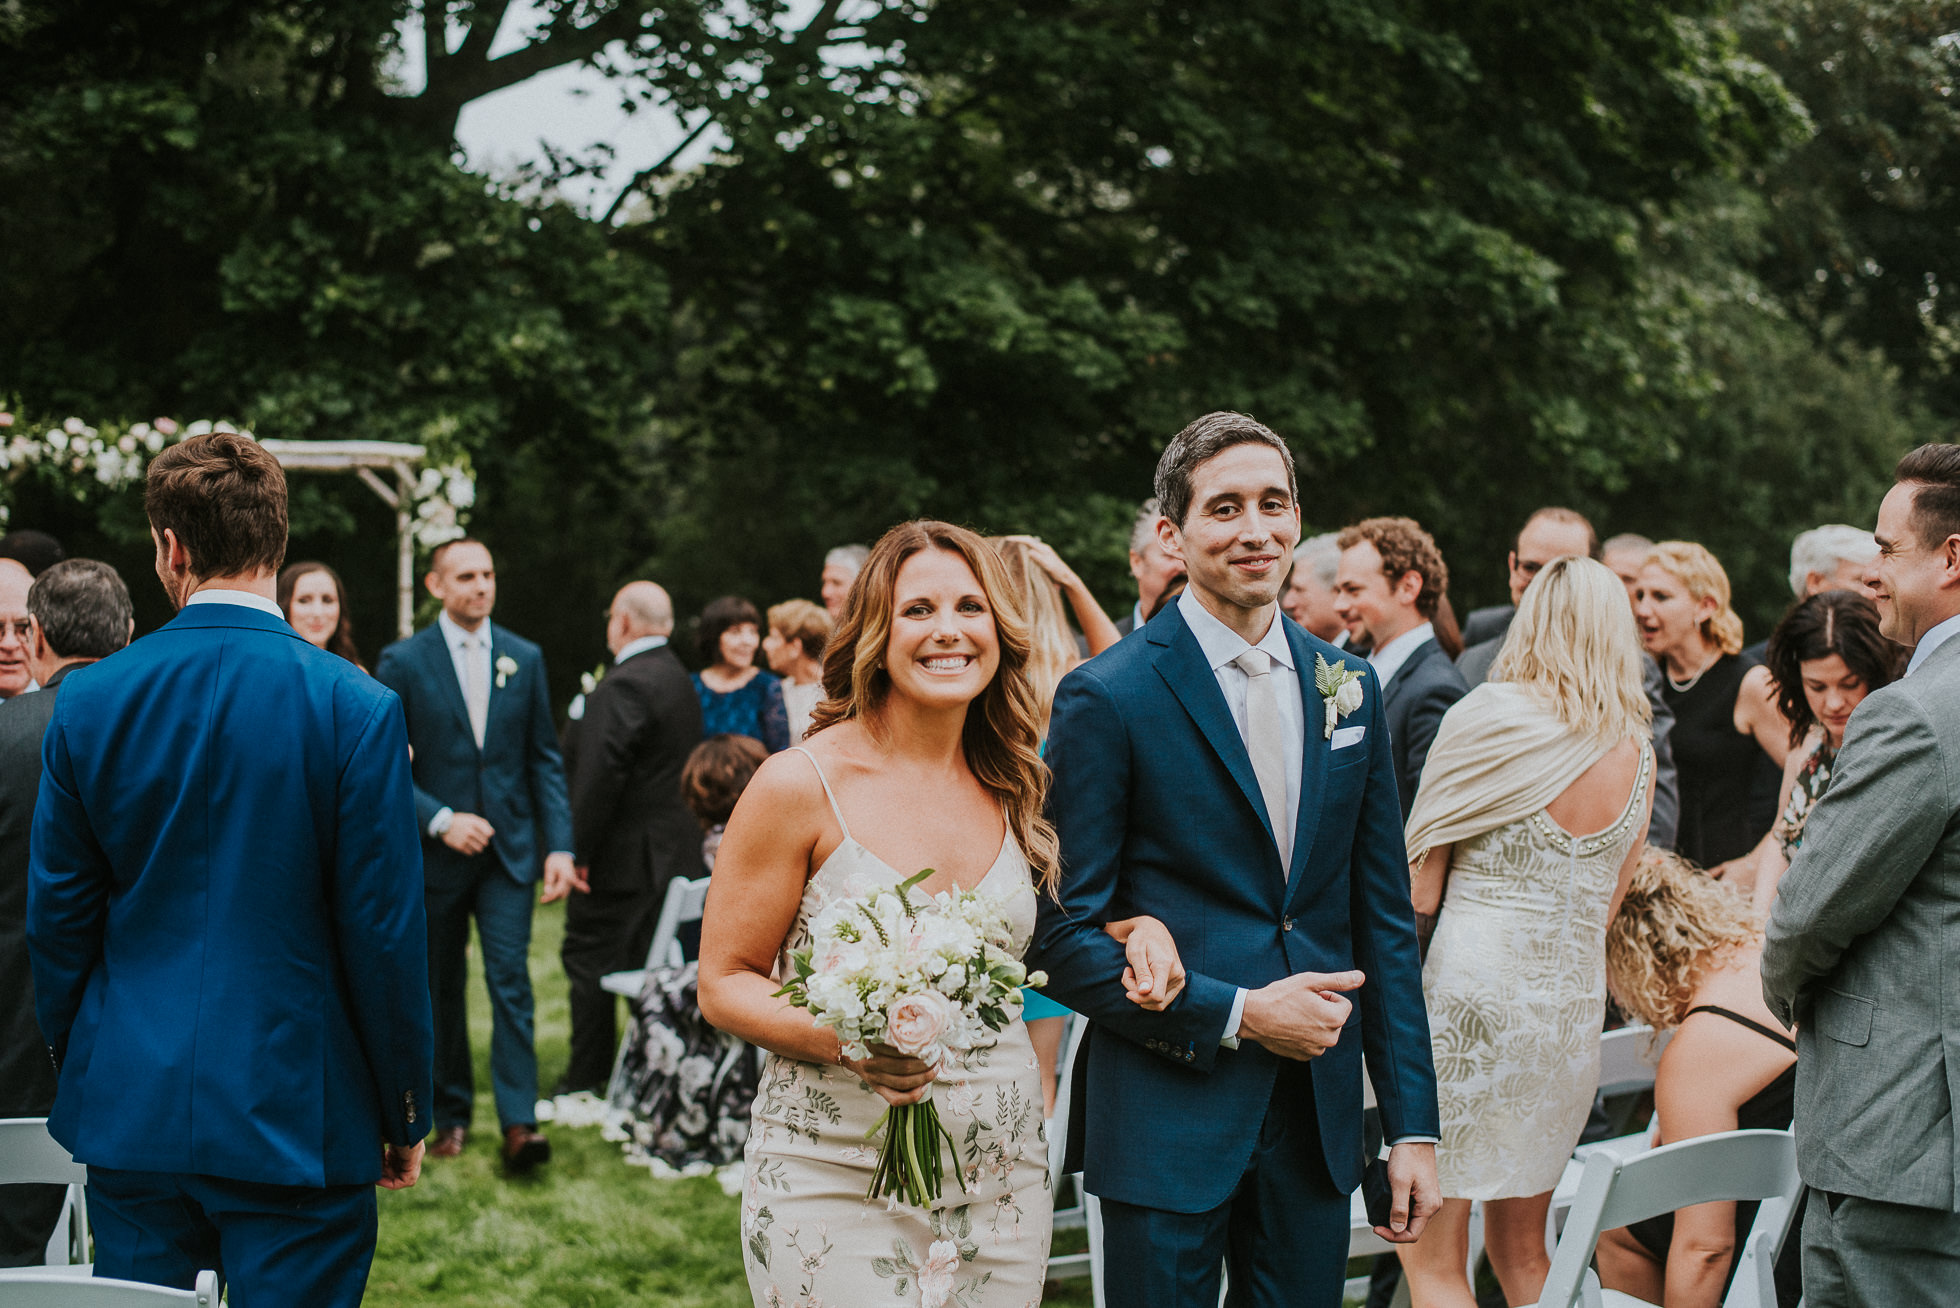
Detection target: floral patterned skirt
<box><xmin>611</xmin><ymin>962</ymin><xmax>760</xmax><ymax>1169</ymax></box>
<box><xmin>740</xmin><ymin>1023</ymin><xmax>1052</xmax><ymax>1308</ymax></box>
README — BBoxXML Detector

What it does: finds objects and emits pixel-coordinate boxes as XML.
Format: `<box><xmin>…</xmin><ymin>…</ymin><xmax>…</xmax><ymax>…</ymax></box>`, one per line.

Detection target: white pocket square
<box><xmin>1331</xmin><ymin>726</ymin><xmax>1366</xmax><ymax>750</ymax></box>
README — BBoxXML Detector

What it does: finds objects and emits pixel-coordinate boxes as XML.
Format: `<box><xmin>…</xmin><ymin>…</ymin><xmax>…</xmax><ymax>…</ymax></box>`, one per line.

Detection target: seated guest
<box><xmin>277</xmin><ymin>560</ymin><xmax>363</xmax><ymax>667</ymax></box>
<box><xmin>762</xmin><ymin>599</ymin><xmax>830</xmax><ymax>744</ymax></box>
<box><xmin>0</xmin><ymin>560</ymin><xmax>131</xmax><ymax>1265</ymax></box>
<box><xmin>1634</xmin><ymin>543</ymin><xmax>1791</xmax><ymax>869</ymax></box>
<box><xmin>1719</xmin><ymin>590</ymin><xmax>1900</xmax><ymax>915</ymax></box>
<box><xmin>1281</xmin><ymin>532</ymin><xmax>1347</xmax><ymax>643</ymax></box>
<box><xmin>1597</xmin><ymin>848</ymin><xmax>1798</xmax><ymax>1308</ymax></box>
<box><xmin>0</xmin><ymin>562</ymin><xmax>31</xmax><ymax>699</ymax></box>
<box><xmin>1335</xmin><ymin>516</ymin><xmax>1468</xmax><ymax>813</ymax></box>
<box><xmin>819</xmin><ymin>544</ymin><xmax>869</xmax><ymax>620</ymax></box>
<box><xmin>608</xmin><ymin>733</ymin><xmax>770</xmax><ymax>1171</ymax></box>
<box><xmin>692</xmin><ymin>596</ymin><xmax>789</xmax><ymax>753</ymax></box>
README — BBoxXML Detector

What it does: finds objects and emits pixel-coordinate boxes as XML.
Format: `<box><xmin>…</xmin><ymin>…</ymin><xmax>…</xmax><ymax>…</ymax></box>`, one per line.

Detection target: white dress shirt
<box><xmin>1907</xmin><ymin>613</ymin><xmax>1960</xmax><ymax>677</ymax></box>
<box><xmin>186</xmin><ymin>587</ymin><xmax>285</xmax><ymax>619</ymax></box>
<box><xmin>1367</xmin><ymin>620</ymin><xmax>1435</xmax><ymax>690</ymax></box>
<box><xmin>614</xmin><ymin>633</ymin><xmax>668</xmax><ymax>664</ymax></box>
<box><xmin>1176</xmin><ymin>590</ymin><xmax>1306</xmax><ymax>1049</ymax></box>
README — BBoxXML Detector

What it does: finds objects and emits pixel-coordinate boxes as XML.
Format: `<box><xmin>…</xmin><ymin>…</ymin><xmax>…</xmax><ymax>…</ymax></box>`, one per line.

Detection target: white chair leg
<box><xmin>1085</xmin><ymin>1192</ymin><xmax>1107</xmax><ymax>1308</ymax></box>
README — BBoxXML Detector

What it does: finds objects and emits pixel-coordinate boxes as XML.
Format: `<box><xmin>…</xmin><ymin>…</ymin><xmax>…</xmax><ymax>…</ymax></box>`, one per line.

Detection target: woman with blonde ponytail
<box><xmin>1631</xmin><ymin>543</ymin><xmax>1792</xmax><ymax>868</ymax></box>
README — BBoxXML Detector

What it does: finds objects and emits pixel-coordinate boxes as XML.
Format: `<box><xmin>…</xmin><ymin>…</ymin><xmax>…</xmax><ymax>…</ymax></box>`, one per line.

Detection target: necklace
<box><xmin>1666</xmin><ymin>650</ymin><xmax>1720</xmax><ymax>694</ymax></box>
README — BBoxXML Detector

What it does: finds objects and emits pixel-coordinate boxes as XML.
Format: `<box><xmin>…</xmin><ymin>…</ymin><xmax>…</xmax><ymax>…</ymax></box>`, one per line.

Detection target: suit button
<box><xmin>1282</xmin><ymin>918</ymin><xmax>1294</xmax><ymax>932</ymax></box>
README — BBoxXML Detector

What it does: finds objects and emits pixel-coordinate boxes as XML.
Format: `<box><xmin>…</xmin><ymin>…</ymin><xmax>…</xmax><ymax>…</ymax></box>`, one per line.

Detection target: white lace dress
<box><xmin>739</xmin><ymin>750</ymin><xmax>1051</xmax><ymax>1308</ymax></box>
<box><xmin>1424</xmin><ymin>745</ymin><xmax>1652</xmax><ymax>1200</ymax></box>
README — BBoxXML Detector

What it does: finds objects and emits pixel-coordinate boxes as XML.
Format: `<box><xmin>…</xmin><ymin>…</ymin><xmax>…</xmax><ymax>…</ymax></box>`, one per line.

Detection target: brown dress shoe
<box><xmin>426</xmin><ymin>1126</ymin><xmax>467</xmax><ymax>1158</ymax></box>
<box><xmin>502</xmin><ymin>1124</ymin><xmax>551</xmax><ymax>1172</ymax></box>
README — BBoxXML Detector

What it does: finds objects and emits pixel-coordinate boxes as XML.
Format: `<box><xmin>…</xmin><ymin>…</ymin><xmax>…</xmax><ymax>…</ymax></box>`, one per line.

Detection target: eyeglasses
<box><xmin>1</xmin><ymin>619</ymin><xmax>31</xmax><ymax>643</ymax></box>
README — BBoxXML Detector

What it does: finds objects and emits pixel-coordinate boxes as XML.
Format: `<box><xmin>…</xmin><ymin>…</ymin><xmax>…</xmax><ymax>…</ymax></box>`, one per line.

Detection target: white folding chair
<box><xmin>1044</xmin><ymin>1014</ymin><xmax>1100</xmax><ymax>1301</ymax></box>
<box><xmin>0</xmin><ymin>1118</ymin><xmax>89</xmax><ymax>1268</ymax></box>
<box><xmin>0</xmin><ymin>1271</ymin><xmax>219</xmax><ymax>1305</ymax></box>
<box><xmin>1597</xmin><ymin>1024</ymin><xmax>1671</xmax><ymax>1097</ymax></box>
<box><xmin>1531</xmin><ymin>1128</ymin><xmax>1798</xmax><ymax>1308</ymax></box>
<box><xmin>601</xmin><ymin>875</ymin><xmax>713</xmax><ymax>1105</ymax></box>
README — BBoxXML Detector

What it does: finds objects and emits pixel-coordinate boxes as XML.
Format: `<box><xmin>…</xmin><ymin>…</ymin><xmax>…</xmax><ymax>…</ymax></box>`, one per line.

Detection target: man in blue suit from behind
<box><xmin>27</xmin><ymin>432</ymin><xmax>432</xmax><ymax>1302</ymax></box>
<box><xmin>1030</xmin><ymin>413</ymin><xmax>1441</xmax><ymax>1308</ymax></box>
<box><xmin>375</xmin><ymin>537</ymin><xmax>576</xmax><ymax>1170</ymax></box>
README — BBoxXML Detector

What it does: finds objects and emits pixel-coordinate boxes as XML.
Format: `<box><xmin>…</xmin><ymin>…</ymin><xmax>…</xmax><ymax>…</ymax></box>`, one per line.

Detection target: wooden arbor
<box><xmin>260</xmin><ymin>439</ymin><xmax>429</xmax><ymax>639</ymax></box>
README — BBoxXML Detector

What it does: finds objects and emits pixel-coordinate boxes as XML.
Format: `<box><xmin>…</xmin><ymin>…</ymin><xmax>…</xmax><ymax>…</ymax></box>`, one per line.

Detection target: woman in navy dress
<box><xmin>692</xmin><ymin>596</ymin><xmax>790</xmax><ymax>752</ymax></box>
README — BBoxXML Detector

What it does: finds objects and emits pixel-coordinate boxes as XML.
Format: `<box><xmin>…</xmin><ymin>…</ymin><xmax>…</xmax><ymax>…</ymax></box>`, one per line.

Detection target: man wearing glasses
<box><xmin>0</xmin><ymin>561</ymin><xmax>33</xmax><ymax>699</ymax></box>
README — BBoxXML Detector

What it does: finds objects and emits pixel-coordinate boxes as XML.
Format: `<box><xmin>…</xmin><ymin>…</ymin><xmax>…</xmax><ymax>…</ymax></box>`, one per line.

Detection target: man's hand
<box><xmin>1236</xmin><ymin>970</ymin><xmax>1363</xmax><ymax>1061</ymax></box>
<box><xmin>1373</xmin><ymin>1141</ymin><xmax>1440</xmax><ymax>1244</ymax></box>
<box><xmin>441</xmin><ymin>813</ymin><xmax>495</xmax><ymax>856</ymax></box>
<box><xmin>540</xmin><ymin>854</ymin><xmax>588</xmax><ymax>904</ymax></box>
<box><xmin>378</xmin><ymin>1141</ymin><xmax>426</xmax><ymax>1191</ymax></box>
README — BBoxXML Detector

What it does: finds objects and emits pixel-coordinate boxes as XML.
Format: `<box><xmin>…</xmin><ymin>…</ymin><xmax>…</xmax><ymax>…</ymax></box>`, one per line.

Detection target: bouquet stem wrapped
<box><xmin>774</xmin><ymin>867</ymin><xmax>1047</xmax><ymax>1208</ymax></box>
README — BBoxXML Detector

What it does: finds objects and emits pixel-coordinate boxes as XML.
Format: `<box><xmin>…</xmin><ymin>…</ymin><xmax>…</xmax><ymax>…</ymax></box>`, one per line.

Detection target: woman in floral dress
<box><xmin>698</xmin><ymin>520</ymin><xmax>1182</xmax><ymax>1308</ymax></box>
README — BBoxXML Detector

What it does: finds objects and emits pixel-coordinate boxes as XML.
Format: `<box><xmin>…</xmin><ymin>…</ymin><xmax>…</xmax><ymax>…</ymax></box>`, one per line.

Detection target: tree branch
<box><xmin>453</xmin><ymin>0</ymin><xmax>516</xmax><ymax>63</ymax></box>
<box><xmin>422</xmin><ymin>0</ymin><xmax>450</xmax><ymax>72</ymax></box>
<box><xmin>444</xmin><ymin>4</ymin><xmax>648</xmax><ymax>104</ymax></box>
<box><xmin>601</xmin><ymin>113</ymin><xmax>716</xmax><ymax>225</ymax></box>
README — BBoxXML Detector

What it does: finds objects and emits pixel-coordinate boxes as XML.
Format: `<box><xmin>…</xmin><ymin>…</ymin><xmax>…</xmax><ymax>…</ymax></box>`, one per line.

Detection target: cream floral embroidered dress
<box><xmin>740</xmin><ymin>750</ymin><xmax>1051</xmax><ymax>1308</ymax></box>
<box><xmin>1424</xmin><ymin>744</ymin><xmax>1653</xmax><ymax>1200</ymax></box>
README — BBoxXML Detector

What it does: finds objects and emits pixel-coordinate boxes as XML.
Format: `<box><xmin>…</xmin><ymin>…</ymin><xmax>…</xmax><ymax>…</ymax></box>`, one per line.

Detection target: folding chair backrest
<box><xmin>0</xmin><ymin>1119</ymin><xmax>86</xmax><ymax>1186</ymax></box>
<box><xmin>644</xmin><ymin>875</ymin><xmax>712</xmax><ymax>971</ymax></box>
<box><xmin>1539</xmin><ymin>1129</ymin><xmax>1797</xmax><ymax>1308</ymax></box>
<box><xmin>1048</xmin><ymin>1013</ymin><xmax>1090</xmax><ymax>1192</ymax></box>
<box><xmin>0</xmin><ymin>1270</ymin><xmax>219</xmax><ymax>1305</ymax></box>
<box><xmin>1723</xmin><ymin>1177</ymin><xmax>1804</xmax><ymax>1308</ymax></box>
<box><xmin>1596</xmin><ymin>1024</ymin><xmax>1671</xmax><ymax>1097</ymax></box>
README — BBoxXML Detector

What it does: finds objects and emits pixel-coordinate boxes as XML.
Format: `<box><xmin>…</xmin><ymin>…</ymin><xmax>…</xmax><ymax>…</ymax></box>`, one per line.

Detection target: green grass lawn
<box><xmin>367</xmin><ymin>900</ymin><xmax>1098</xmax><ymax>1306</ymax></box>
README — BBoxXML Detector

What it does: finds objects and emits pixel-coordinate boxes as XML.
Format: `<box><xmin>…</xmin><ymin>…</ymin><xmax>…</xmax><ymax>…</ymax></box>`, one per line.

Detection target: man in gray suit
<box><xmin>1763</xmin><ymin>442</ymin><xmax>1960</xmax><ymax>1306</ymax></box>
<box><xmin>0</xmin><ymin>560</ymin><xmax>131</xmax><ymax>1263</ymax></box>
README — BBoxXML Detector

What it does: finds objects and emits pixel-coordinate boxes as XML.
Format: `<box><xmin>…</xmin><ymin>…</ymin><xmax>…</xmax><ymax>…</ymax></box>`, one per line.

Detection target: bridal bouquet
<box><xmin>775</xmin><ymin>867</ymin><xmax>1046</xmax><ymax>1207</ymax></box>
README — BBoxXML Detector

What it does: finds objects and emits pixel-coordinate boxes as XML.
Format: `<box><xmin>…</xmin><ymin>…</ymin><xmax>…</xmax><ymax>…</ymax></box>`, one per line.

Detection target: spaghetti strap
<box><xmin>790</xmin><ymin>745</ymin><xmax>852</xmax><ymax>842</ymax></box>
<box><xmin>1684</xmin><ymin>1004</ymin><xmax>1797</xmax><ymax>1052</ymax></box>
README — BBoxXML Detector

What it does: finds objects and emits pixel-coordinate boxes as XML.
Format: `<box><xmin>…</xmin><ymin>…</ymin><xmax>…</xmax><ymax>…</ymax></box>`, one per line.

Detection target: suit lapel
<box><xmin>1150</xmin><ymin>610</ymin><xmax>1283</xmax><ymax>877</ymax></box>
<box><xmin>422</xmin><ymin>624</ymin><xmax>477</xmax><ymax>749</ymax></box>
<box><xmin>1286</xmin><ymin>623</ymin><xmax>1336</xmax><ymax>893</ymax></box>
<box><xmin>1380</xmin><ymin>637</ymin><xmax>1433</xmax><ymax>710</ymax></box>
<box><xmin>486</xmin><ymin>627</ymin><xmax>521</xmax><ymax>748</ymax></box>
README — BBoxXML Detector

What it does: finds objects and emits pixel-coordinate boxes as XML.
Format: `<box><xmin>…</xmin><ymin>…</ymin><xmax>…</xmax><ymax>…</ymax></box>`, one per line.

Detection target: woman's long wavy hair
<box><xmin>1489</xmin><ymin>556</ymin><xmax>1651</xmax><ymax>743</ymax></box>
<box><xmin>1645</xmin><ymin>541</ymin><xmax>1746</xmax><ymax>656</ymax></box>
<box><xmin>806</xmin><ymin>521</ymin><xmax>1061</xmax><ymax>894</ymax></box>
<box><xmin>277</xmin><ymin>561</ymin><xmax>361</xmax><ymax>666</ymax></box>
<box><xmin>1766</xmin><ymin>589</ymin><xmax>1902</xmax><ymax>747</ymax></box>
<box><xmin>986</xmin><ymin>538</ymin><xmax>1079</xmax><ymax>736</ymax></box>
<box><xmin>1606</xmin><ymin>848</ymin><xmax>1760</xmax><ymax>1030</ymax></box>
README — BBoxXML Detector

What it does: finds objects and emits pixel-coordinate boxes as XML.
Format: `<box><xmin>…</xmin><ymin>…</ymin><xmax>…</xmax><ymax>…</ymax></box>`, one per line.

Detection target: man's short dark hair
<box><xmin>1153</xmin><ymin>413</ymin><xmax>1299</xmax><ymax>528</ymax></box>
<box><xmin>1896</xmin><ymin>444</ymin><xmax>1960</xmax><ymax>552</ymax></box>
<box><xmin>144</xmin><ymin>433</ymin><xmax>287</xmax><ymax>579</ymax></box>
<box><xmin>428</xmin><ymin>537</ymin><xmax>490</xmax><ymax>576</ymax></box>
<box><xmin>28</xmin><ymin>559</ymin><xmax>133</xmax><ymax>660</ymax></box>
<box><xmin>0</xmin><ymin>529</ymin><xmax>65</xmax><ymax>576</ymax></box>
<box><xmin>1517</xmin><ymin>507</ymin><xmax>1601</xmax><ymax>561</ymax></box>
<box><xmin>1337</xmin><ymin>516</ymin><xmax>1451</xmax><ymax>620</ymax></box>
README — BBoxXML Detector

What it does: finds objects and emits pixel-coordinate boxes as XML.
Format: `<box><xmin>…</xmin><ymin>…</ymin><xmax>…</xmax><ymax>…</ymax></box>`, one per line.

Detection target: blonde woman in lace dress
<box><xmin>698</xmin><ymin>521</ymin><xmax>1184</xmax><ymax>1308</ymax></box>
<box><xmin>1396</xmin><ymin>557</ymin><xmax>1656</xmax><ymax>1308</ymax></box>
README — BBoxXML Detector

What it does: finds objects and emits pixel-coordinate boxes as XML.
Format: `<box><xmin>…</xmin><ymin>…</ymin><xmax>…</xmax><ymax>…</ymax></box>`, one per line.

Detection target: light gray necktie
<box><xmin>463</xmin><ymin>635</ymin><xmax>489</xmax><ymax>749</ymax></box>
<box><xmin>1233</xmin><ymin>649</ymin><xmax>1291</xmax><ymax>873</ymax></box>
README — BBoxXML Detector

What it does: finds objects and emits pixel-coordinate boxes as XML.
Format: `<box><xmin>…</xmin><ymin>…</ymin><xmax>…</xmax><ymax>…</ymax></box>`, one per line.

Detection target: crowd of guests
<box><xmin>0</xmin><ymin>426</ymin><xmax>1949</xmax><ymax>1308</ymax></box>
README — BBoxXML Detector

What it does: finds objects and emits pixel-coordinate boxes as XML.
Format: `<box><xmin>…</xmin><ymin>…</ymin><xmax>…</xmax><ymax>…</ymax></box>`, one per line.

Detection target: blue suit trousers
<box><xmin>1098</xmin><ymin>1062</ymin><xmax>1351</xmax><ymax>1308</ymax></box>
<box><xmin>88</xmin><ymin>1167</ymin><xmax>376</xmax><ymax>1305</ymax></box>
<box><xmin>426</xmin><ymin>854</ymin><xmax>539</xmax><ymax>1131</ymax></box>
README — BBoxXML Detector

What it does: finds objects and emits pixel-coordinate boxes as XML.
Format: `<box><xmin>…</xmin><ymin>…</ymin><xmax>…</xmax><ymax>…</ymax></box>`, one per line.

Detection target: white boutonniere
<box><xmin>1313</xmin><ymin>653</ymin><xmax>1365</xmax><ymax>740</ymax></box>
<box><xmin>495</xmin><ymin>654</ymin><xmax>518</xmax><ymax>689</ymax></box>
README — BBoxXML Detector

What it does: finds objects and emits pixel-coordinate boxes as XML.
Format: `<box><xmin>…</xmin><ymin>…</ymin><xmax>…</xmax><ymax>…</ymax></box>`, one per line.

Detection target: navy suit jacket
<box><xmin>375</xmin><ymin>623</ymin><xmax>574</xmax><ymax>888</ymax></box>
<box><xmin>1029</xmin><ymin>604</ymin><xmax>1438</xmax><ymax>1213</ymax></box>
<box><xmin>27</xmin><ymin>602</ymin><xmax>433</xmax><ymax>1187</ymax></box>
<box><xmin>1381</xmin><ymin>637</ymin><xmax>1468</xmax><ymax>817</ymax></box>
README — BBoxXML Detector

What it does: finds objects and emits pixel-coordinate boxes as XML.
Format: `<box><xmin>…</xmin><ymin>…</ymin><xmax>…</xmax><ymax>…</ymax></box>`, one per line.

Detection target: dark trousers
<box><xmin>426</xmin><ymin>858</ymin><xmax>538</xmax><ymax>1131</ymax></box>
<box><xmin>88</xmin><ymin>1167</ymin><xmax>376</xmax><ymax>1306</ymax></box>
<box><xmin>1099</xmin><ymin>1062</ymin><xmax>1351</xmax><ymax>1308</ymax></box>
<box><xmin>0</xmin><ymin>1184</ymin><xmax>66</xmax><ymax>1266</ymax></box>
<box><xmin>559</xmin><ymin>875</ymin><xmax>663</xmax><ymax>1092</ymax></box>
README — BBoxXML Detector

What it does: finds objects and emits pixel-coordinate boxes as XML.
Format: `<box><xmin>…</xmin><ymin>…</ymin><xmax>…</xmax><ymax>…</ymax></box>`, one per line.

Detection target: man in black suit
<box><xmin>556</xmin><ymin>581</ymin><xmax>704</xmax><ymax>1096</ymax></box>
<box><xmin>0</xmin><ymin>560</ymin><xmax>130</xmax><ymax>1264</ymax></box>
<box><xmin>1334</xmin><ymin>517</ymin><xmax>1469</xmax><ymax>815</ymax></box>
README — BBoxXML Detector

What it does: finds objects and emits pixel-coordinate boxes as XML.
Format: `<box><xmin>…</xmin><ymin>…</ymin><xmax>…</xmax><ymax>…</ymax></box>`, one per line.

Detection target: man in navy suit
<box><xmin>27</xmin><ymin>433</ymin><xmax>431</xmax><ymax>1301</ymax></box>
<box><xmin>1031</xmin><ymin>413</ymin><xmax>1440</xmax><ymax>1308</ymax></box>
<box><xmin>376</xmin><ymin>538</ymin><xmax>575</xmax><ymax>1171</ymax></box>
<box><xmin>1334</xmin><ymin>517</ymin><xmax>1470</xmax><ymax>815</ymax></box>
